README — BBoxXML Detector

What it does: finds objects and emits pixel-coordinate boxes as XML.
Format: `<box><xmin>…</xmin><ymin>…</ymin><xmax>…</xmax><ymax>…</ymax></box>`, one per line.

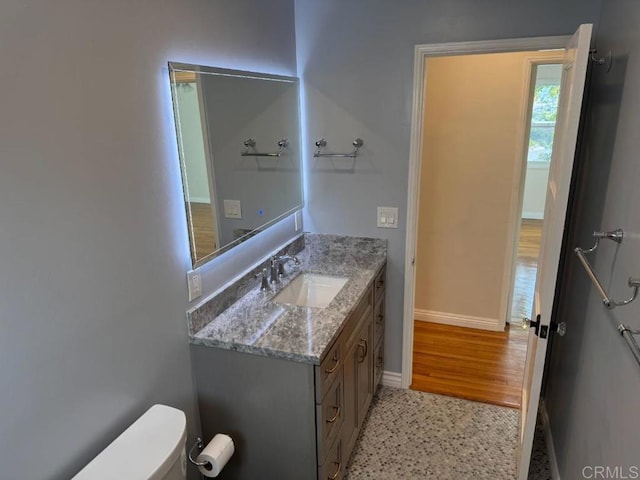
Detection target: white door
<box><xmin>517</xmin><ymin>24</ymin><xmax>592</xmax><ymax>478</ymax></box>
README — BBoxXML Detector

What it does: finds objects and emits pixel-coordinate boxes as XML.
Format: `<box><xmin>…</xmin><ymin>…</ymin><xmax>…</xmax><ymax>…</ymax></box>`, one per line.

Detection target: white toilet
<box><xmin>73</xmin><ymin>404</ymin><xmax>187</xmax><ymax>480</ymax></box>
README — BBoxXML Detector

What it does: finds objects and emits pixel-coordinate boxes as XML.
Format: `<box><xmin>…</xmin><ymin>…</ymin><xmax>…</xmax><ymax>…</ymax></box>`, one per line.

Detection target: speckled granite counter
<box><xmin>188</xmin><ymin>234</ymin><xmax>386</xmax><ymax>364</ymax></box>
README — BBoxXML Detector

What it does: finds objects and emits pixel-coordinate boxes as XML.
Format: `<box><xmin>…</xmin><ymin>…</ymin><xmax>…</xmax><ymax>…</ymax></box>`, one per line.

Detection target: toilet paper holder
<box><xmin>188</xmin><ymin>437</ymin><xmax>211</xmax><ymax>469</ymax></box>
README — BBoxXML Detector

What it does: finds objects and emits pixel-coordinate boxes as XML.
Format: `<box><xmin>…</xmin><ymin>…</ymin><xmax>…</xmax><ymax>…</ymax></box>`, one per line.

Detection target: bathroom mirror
<box><xmin>168</xmin><ymin>62</ymin><xmax>303</xmax><ymax>268</ymax></box>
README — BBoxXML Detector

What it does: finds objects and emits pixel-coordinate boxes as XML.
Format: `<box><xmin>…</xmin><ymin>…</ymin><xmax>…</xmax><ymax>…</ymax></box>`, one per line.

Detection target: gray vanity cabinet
<box><xmin>191</xmin><ymin>264</ymin><xmax>386</xmax><ymax>480</ymax></box>
<box><xmin>373</xmin><ymin>267</ymin><xmax>386</xmax><ymax>388</ymax></box>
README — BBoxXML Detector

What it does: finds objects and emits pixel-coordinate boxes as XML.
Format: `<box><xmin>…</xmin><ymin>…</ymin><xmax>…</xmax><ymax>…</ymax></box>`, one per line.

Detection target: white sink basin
<box><xmin>273</xmin><ymin>273</ymin><xmax>348</xmax><ymax>308</ymax></box>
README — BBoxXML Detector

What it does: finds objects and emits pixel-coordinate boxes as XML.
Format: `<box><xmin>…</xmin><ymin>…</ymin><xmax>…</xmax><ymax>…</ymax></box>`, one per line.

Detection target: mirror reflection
<box><xmin>169</xmin><ymin>63</ymin><xmax>303</xmax><ymax>267</ymax></box>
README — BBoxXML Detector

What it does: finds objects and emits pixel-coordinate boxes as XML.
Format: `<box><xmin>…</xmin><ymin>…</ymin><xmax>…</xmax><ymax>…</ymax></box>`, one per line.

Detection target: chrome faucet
<box><xmin>270</xmin><ymin>255</ymin><xmax>300</xmax><ymax>283</ymax></box>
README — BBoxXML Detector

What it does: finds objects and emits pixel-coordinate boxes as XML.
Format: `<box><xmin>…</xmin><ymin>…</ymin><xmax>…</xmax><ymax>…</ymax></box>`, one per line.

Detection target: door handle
<box><xmin>522</xmin><ymin>314</ymin><xmax>541</xmax><ymax>336</ymax></box>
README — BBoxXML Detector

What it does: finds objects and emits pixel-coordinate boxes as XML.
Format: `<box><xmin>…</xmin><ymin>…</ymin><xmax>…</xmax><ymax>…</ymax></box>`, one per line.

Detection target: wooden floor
<box><xmin>411</xmin><ymin>219</ymin><xmax>542</xmax><ymax>409</ymax></box>
<box><xmin>411</xmin><ymin>322</ymin><xmax>529</xmax><ymax>408</ymax></box>
<box><xmin>510</xmin><ymin>219</ymin><xmax>543</xmax><ymax>324</ymax></box>
<box><xmin>189</xmin><ymin>202</ymin><xmax>217</xmax><ymax>259</ymax></box>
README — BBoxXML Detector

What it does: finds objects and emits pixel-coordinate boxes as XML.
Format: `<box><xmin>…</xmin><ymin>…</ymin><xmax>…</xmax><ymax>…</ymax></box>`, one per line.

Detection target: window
<box><xmin>527</xmin><ymin>70</ymin><xmax>561</xmax><ymax>163</ymax></box>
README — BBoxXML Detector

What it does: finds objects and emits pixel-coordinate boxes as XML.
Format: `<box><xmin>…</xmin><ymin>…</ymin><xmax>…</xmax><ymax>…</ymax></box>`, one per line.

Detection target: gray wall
<box><xmin>201</xmin><ymin>74</ymin><xmax>302</xmax><ymax>246</ymax></box>
<box><xmin>544</xmin><ymin>0</ymin><xmax>640</xmax><ymax>476</ymax></box>
<box><xmin>295</xmin><ymin>0</ymin><xmax>603</xmax><ymax>372</ymax></box>
<box><xmin>0</xmin><ymin>1</ymin><xmax>296</xmax><ymax>479</ymax></box>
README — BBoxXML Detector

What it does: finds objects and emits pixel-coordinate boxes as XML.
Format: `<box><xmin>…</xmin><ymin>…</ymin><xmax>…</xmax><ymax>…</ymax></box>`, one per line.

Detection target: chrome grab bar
<box><xmin>618</xmin><ymin>325</ymin><xmax>640</xmax><ymax>367</ymax></box>
<box><xmin>574</xmin><ymin>229</ymin><xmax>640</xmax><ymax>309</ymax></box>
<box><xmin>574</xmin><ymin>247</ymin><xmax>614</xmax><ymax>307</ymax></box>
<box><xmin>313</xmin><ymin>138</ymin><xmax>363</xmax><ymax>158</ymax></box>
<box><xmin>241</xmin><ymin>138</ymin><xmax>288</xmax><ymax>157</ymax></box>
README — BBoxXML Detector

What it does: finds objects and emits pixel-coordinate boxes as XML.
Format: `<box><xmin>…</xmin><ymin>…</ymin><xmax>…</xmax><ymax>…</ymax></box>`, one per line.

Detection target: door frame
<box><xmin>401</xmin><ymin>35</ymin><xmax>570</xmax><ymax>389</ymax></box>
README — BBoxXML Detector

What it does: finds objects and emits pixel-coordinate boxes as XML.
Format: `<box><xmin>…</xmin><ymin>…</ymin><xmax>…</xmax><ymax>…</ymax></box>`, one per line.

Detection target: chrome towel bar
<box><xmin>241</xmin><ymin>138</ymin><xmax>288</xmax><ymax>157</ymax></box>
<box><xmin>618</xmin><ymin>325</ymin><xmax>640</xmax><ymax>367</ymax></box>
<box><xmin>574</xmin><ymin>229</ymin><xmax>640</xmax><ymax>309</ymax></box>
<box><xmin>313</xmin><ymin>138</ymin><xmax>363</xmax><ymax>158</ymax></box>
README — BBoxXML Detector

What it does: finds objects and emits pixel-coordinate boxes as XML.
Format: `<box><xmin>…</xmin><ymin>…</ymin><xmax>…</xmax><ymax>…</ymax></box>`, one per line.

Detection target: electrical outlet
<box><xmin>187</xmin><ymin>270</ymin><xmax>202</xmax><ymax>301</ymax></box>
<box><xmin>295</xmin><ymin>210</ymin><xmax>303</xmax><ymax>231</ymax></box>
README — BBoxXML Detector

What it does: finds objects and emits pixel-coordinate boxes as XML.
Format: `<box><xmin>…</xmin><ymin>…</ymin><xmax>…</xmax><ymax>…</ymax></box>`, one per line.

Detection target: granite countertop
<box><xmin>188</xmin><ymin>234</ymin><xmax>387</xmax><ymax>364</ymax></box>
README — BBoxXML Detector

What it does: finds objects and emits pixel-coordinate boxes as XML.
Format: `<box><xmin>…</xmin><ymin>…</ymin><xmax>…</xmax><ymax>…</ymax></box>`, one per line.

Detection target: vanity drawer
<box><xmin>318</xmin><ymin>436</ymin><xmax>344</xmax><ymax>480</ymax></box>
<box><xmin>316</xmin><ymin>339</ymin><xmax>343</xmax><ymax>403</ymax></box>
<box><xmin>374</xmin><ymin>266</ymin><xmax>386</xmax><ymax>301</ymax></box>
<box><xmin>374</xmin><ymin>295</ymin><xmax>385</xmax><ymax>348</ymax></box>
<box><xmin>316</xmin><ymin>372</ymin><xmax>344</xmax><ymax>465</ymax></box>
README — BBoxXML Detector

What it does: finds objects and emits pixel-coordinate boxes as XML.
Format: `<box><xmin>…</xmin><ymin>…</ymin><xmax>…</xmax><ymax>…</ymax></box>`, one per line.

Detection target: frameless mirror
<box><xmin>168</xmin><ymin>62</ymin><xmax>303</xmax><ymax>268</ymax></box>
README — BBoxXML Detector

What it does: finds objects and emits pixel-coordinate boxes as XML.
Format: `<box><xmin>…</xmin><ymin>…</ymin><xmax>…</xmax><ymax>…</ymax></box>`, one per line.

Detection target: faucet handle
<box><xmin>255</xmin><ymin>268</ymin><xmax>270</xmax><ymax>291</ymax></box>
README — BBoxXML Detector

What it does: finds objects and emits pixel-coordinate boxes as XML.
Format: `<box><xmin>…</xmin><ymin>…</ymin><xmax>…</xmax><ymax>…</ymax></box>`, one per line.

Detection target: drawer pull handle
<box><xmin>377</xmin><ymin>314</ymin><xmax>384</xmax><ymax>323</ymax></box>
<box><xmin>376</xmin><ymin>356</ymin><xmax>384</xmax><ymax>368</ymax></box>
<box><xmin>358</xmin><ymin>339</ymin><xmax>368</xmax><ymax>363</ymax></box>
<box><xmin>325</xmin><ymin>353</ymin><xmax>340</xmax><ymax>374</ymax></box>
<box><xmin>326</xmin><ymin>405</ymin><xmax>341</xmax><ymax>423</ymax></box>
<box><xmin>328</xmin><ymin>461</ymin><xmax>342</xmax><ymax>480</ymax></box>
<box><xmin>377</xmin><ymin>279</ymin><xmax>384</xmax><ymax>288</ymax></box>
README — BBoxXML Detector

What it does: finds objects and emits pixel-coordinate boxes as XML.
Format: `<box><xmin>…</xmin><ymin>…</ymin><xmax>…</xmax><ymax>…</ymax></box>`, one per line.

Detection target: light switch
<box><xmin>377</xmin><ymin>207</ymin><xmax>398</xmax><ymax>228</ymax></box>
<box><xmin>223</xmin><ymin>199</ymin><xmax>242</xmax><ymax>219</ymax></box>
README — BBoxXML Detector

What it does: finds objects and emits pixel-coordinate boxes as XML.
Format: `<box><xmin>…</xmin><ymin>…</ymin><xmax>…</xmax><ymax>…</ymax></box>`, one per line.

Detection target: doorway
<box><xmin>407</xmin><ymin>50</ymin><xmax>565</xmax><ymax>409</ymax></box>
<box><xmin>510</xmin><ymin>63</ymin><xmax>563</xmax><ymax>326</ymax></box>
<box><xmin>401</xmin><ymin>26</ymin><xmax>592</xmax><ymax>480</ymax></box>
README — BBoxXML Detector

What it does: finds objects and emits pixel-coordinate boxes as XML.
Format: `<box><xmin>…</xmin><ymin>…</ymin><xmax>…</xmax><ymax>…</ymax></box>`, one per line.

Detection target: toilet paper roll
<box><xmin>197</xmin><ymin>434</ymin><xmax>234</xmax><ymax>478</ymax></box>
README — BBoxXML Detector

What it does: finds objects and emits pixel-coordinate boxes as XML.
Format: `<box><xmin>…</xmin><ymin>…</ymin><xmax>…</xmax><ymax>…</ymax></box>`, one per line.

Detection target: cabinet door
<box><xmin>342</xmin><ymin>340</ymin><xmax>359</xmax><ymax>458</ymax></box>
<box><xmin>356</xmin><ymin>318</ymin><xmax>374</xmax><ymax>428</ymax></box>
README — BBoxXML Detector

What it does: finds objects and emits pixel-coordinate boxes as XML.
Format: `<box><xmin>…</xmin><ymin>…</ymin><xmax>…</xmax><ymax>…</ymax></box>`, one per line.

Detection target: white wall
<box><xmin>176</xmin><ymin>84</ymin><xmax>211</xmax><ymax>203</ymax></box>
<box><xmin>295</xmin><ymin>0</ymin><xmax>602</xmax><ymax>373</ymax></box>
<box><xmin>0</xmin><ymin>1</ymin><xmax>296</xmax><ymax>479</ymax></box>
<box><xmin>522</xmin><ymin>164</ymin><xmax>550</xmax><ymax>219</ymax></box>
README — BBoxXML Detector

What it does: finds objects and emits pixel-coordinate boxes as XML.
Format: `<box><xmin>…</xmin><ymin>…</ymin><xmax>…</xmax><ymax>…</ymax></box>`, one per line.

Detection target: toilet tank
<box><xmin>73</xmin><ymin>404</ymin><xmax>187</xmax><ymax>480</ymax></box>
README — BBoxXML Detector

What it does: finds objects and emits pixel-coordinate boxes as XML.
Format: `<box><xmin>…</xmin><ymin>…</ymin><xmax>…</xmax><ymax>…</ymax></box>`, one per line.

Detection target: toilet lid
<box><xmin>72</xmin><ymin>404</ymin><xmax>186</xmax><ymax>480</ymax></box>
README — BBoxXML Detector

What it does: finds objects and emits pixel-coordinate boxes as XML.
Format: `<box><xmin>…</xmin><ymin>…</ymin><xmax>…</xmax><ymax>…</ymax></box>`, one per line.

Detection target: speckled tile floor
<box><xmin>344</xmin><ymin>387</ymin><xmax>551</xmax><ymax>480</ymax></box>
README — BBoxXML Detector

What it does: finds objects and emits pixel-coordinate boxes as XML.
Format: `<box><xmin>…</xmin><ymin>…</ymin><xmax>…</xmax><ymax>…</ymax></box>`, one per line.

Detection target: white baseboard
<box><xmin>188</xmin><ymin>197</ymin><xmax>211</xmax><ymax>204</ymax></box>
<box><xmin>381</xmin><ymin>371</ymin><xmax>402</xmax><ymax>388</ymax></box>
<box><xmin>541</xmin><ymin>401</ymin><xmax>561</xmax><ymax>480</ymax></box>
<box><xmin>522</xmin><ymin>211</ymin><xmax>544</xmax><ymax>220</ymax></box>
<box><xmin>414</xmin><ymin>309</ymin><xmax>502</xmax><ymax>331</ymax></box>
